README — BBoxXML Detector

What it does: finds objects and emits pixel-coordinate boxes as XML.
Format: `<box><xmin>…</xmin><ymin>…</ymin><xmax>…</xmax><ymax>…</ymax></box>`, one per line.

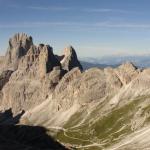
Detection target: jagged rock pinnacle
<box><xmin>39</xmin><ymin>45</ymin><xmax>61</xmax><ymax>78</ymax></box>
<box><xmin>61</xmin><ymin>45</ymin><xmax>83</xmax><ymax>71</ymax></box>
<box><xmin>5</xmin><ymin>33</ymin><xmax>33</xmax><ymax>69</ymax></box>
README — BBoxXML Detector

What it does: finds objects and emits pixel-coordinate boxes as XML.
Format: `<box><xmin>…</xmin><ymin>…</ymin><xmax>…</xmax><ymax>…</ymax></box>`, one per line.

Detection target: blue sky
<box><xmin>1</xmin><ymin>0</ymin><xmax>150</xmax><ymax>57</ymax></box>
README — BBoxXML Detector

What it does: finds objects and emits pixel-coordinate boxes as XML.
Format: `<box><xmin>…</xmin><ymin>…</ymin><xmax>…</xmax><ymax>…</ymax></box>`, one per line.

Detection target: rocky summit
<box><xmin>1</xmin><ymin>33</ymin><xmax>150</xmax><ymax>150</ymax></box>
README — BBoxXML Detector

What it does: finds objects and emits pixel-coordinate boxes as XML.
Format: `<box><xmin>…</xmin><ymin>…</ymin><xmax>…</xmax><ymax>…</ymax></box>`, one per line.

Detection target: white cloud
<box><xmin>27</xmin><ymin>6</ymin><xmax>71</xmax><ymax>11</ymax></box>
<box><xmin>0</xmin><ymin>22</ymin><xmax>71</xmax><ymax>28</ymax></box>
<box><xmin>1</xmin><ymin>21</ymin><xmax>150</xmax><ymax>30</ymax></box>
<box><xmin>84</xmin><ymin>8</ymin><xmax>112</xmax><ymax>13</ymax></box>
<box><xmin>94</xmin><ymin>22</ymin><xmax>150</xmax><ymax>28</ymax></box>
<box><xmin>83</xmin><ymin>8</ymin><xmax>139</xmax><ymax>14</ymax></box>
<box><xmin>8</xmin><ymin>4</ymin><xmax>71</xmax><ymax>11</ymax></box>
<box><xmin>7</xmin><ymin>3</ymin><xmax>140</xmax><ymax>15</ymax></box>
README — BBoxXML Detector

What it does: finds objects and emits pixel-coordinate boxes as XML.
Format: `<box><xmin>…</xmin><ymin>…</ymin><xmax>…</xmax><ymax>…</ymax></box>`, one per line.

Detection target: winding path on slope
<box><xmin>107</xmin><ymin>126</ymin><xmax>150</xmax><ymax>150</ymax></box>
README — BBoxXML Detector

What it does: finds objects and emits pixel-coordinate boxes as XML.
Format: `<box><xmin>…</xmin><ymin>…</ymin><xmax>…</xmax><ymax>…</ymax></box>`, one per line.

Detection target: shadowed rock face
<box><xmin>0</xmin><ymin>110</ymin><xmax>69</xmax><ymax>150</ymax></box>
<box><xmin>39</xmin><ymin>45</ymin><xmax>61</xmax><ymax>78</ymax></box>
<box><xmin>0</xmin><ymin>70</ymin><xmax>13</xmax><ymax>90</ymax></box>
<box><xmin>0</xmin><ymin>109</ymin><xmax>24</xmax><ymax>125</ymax></box>
<box><xmin>0</xmin><ymin>125</ymin><xmax>68</xmax><ymax>150</ymax></box>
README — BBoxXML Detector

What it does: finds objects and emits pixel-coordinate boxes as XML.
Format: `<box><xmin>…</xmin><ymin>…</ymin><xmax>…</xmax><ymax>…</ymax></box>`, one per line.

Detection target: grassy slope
<box><xmin>56</xmin><ymin>96</ymin><xmax>150</xmax><ymax>149</ymax></box>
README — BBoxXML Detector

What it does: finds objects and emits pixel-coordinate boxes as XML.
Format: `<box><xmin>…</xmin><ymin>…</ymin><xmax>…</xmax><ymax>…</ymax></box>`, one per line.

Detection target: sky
<box><xmin>1</xmin><ymin>0</ymin><xmax>150</xmax><ymax>57</ymax></box>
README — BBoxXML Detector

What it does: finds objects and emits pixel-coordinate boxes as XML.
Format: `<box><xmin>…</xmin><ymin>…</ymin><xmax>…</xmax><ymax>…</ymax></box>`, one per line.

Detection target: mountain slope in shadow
<box><xmin>0</xmin><ymin>109</ymin><xmax>24</xmax><ymax>125</ymax></box>
<box><xmin>0</xmin><ymin>125</ymin><xmax>69</xmax><ymax>150</ymax></box>
<box><xmin>0</xmin><ymin>110</ymin><xmax>69</xmax><ymax>150</ymax></box>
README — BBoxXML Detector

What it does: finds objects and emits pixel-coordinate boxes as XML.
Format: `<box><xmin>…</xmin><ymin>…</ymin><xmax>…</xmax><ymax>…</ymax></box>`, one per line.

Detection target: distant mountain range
<box><xmin>80</xmin><ymin>55</ymin><xmax>150</xmax><ymax>69</ymax></box>
<box><xmin>80</xmin><ymin>61</ymin><xmax>118</xmax><ymax>70</ymax></box>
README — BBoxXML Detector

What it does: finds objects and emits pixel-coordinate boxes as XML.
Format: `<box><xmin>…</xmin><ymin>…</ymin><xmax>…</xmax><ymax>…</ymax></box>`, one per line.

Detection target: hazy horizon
<box><xmin>1</xmin><ymin>0</ymin><xmax>150</xmax><ymax>57</ymax></box>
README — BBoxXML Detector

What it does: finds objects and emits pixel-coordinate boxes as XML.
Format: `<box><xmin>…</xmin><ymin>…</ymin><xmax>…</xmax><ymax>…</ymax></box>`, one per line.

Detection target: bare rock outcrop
<box><xmin>61</xmin><ymin>46</ymin><xmax>83</xmax><ymax>71</ymax></box>
<box><xmin>0</xmin><ymin>33</ymin><xmax>83</xmax><ymax>114</ymax></box>
<box><xmin>5</xmin><ymin>33</ymin><xmax>33</xmax><ymax>69</ymax></box>
<box><xmin>115</xmin><ymin>62</ymin><xmax>140</xmax><ymax>85</ymax></box>
<box><xmin>39</xmin><ymin>45</ymin><xmax>61</xmax><ymax>78</ymax></box>
<box><xmin>53</xmin><ymin>62</ymin><xmax>140</xmax><ymax>107</ymax></box>
<box><xmin>0</xmin><ymin>70</ymin><xmax>13</xmax><ymax>90</ymax></box>
<box><xmin>19</xmin><ymin>62</ymin><xmax>141</xmax><ymax>130</ymax></box>
<box><xmin>0</xmin><ymin>56</ymin><xmax>4</xmax><ymax>69</ymax></box>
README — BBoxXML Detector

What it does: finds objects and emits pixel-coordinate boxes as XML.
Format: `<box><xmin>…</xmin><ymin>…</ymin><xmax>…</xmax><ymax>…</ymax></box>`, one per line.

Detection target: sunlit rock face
<box><xmin>0</xmin><ymin>33</ymin><xmax>83</xmax><ymax>115</ymax></box>
<box><xmin>5</xmin><ymin>33</ymin><xmax>33</xmax><ymax>70</ymax></box>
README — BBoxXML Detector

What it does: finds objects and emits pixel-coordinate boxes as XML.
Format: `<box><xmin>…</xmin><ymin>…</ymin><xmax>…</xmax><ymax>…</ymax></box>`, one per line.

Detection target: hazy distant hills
<box><xmin>80</xmin><ymin>55</ymin><xmax>150</xmax><ymax>69</ymax></box>
<box><xmin>80</xmin><ymin>61</ymin><xmax>118</xmax><ymax>70</ymax></box>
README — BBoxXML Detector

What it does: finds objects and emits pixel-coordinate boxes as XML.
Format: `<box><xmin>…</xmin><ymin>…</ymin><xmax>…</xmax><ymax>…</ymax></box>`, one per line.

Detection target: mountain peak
<box><xmin>119</xmin><ymin>61</ymin><xmax>138</xmax><ymax>70</ymax></box>
<box><xmin>3</xmin><ymin>33</ymin><xmax>83</xmax><ymax>73</ymax></box>
<box><xmin>8</xmin><ymin>33</ymin><xmax>33</xmax><ymax>49</ymax></box>
<box><xmin>5</xmin><ymin>33</ymin><xmax>33</xmax><ymax>69</ymax></box>
<box><xmin>61</xmin><ymin>45</ymin><xmax>83</xmax><ymax>71</ymax></box>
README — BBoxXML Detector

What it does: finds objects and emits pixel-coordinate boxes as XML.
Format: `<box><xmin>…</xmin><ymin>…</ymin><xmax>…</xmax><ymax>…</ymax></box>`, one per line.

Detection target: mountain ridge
<box><xmin>0</xmin><ymin>33</ymin><xmax>150</xmax><ymax>149</ymax></box>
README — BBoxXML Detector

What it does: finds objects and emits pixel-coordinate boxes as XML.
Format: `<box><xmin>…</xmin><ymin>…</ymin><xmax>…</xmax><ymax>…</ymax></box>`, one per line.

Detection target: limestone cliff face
<box><xmin>0</xmin><ymin>33</ymin><xmax>82</xmax><ymax>114</ymax></box>
<box><xmin>61</xmin><ymin>46</ymin><xmax>83</xmax><ymax>71</ymax></box>
<box><xmin>38</xmin><ymin>45</ymin><xmax>61</xmax><ymax>78</ymax></box>
<box><xmin>0</xmin><ymin>70</ymin><xmax>13</xmax><ymax>90</ymax></box>
<box><xmin>5</xmin><ymin>33</ymin><xmax>33</xmax><ymax>69</ymax></box>
<box><xmin>19</xmin><ymin>62</ymin><xmax>141</xmax><ymax>128</ymax></box>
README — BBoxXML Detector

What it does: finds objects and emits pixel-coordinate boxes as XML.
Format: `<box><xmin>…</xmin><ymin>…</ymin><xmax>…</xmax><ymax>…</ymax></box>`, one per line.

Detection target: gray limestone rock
<box><xmin>5</xmin><ymin>33</ymin><xmax>33</xmax><ymax>69</ymax></box>
<box><xmin>61</xmin><ymin>46</ymin><xmax>83</xmax><ymax>71</ymax></box>
<box><xmin>0</xmin><ymin>70</ymin><xmax>13</xmax><ymax>90</ymax></box>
